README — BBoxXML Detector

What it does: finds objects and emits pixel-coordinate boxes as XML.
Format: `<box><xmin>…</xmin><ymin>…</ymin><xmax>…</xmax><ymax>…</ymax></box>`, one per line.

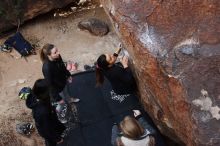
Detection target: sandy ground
<box><xmin>0</xmin><ymin>5</ymin><xmax>120</xmax><ymax>146</ymax></box>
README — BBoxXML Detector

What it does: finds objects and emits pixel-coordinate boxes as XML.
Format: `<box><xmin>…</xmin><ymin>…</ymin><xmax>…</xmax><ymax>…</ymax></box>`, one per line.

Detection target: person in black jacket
<box><xmin>96</xmin><ymin>49</ymin><xmax>165</xmax><ymax>146</ymax></box>
<box><xmin>40</xmin><ymin>43</ymin><xmax>80</xmax><ymax>103</ymax></box>
<box><xmin>96</xmin><ymin>49</ymin><xmax>142</xmax><ymax>146</ymax></box>
<box><xmin>40</xmin><ymin>43</ymin><xmax>79</xmax><ymax>123</ymax></box>
<box><xmin>96</xmin><ymin>53</ymin><xmax>136</xmax><ymax>94</ymax></box>
<box><xmin>26</xmin><ymin>79</ymin><xmax>65</xmax><ymax>146</ymax></box>
<box><xmin>96</xmin><ymin>48</ymin><xmax>140</xmax><ymax>123</ymax></box>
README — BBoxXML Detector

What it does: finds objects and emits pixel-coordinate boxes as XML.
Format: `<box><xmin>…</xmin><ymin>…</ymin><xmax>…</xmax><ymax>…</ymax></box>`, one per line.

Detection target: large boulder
<box><xmin>78</xmin><ymin>18</ymin><xmax>109</xmax><ymax>36</ymax></box>
<box><xmin>0</xmin><ymin>0</ymin><xmax>78</xmax><ymax>33</ymax></box>
<box><xmin>101</xmin><ymin>0</ymin><xmax>220</xmax><ymax>145</ymax></box>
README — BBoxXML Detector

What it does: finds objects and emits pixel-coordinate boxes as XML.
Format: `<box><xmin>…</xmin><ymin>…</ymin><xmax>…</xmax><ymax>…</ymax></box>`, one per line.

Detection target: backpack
<box><xmin>18</xmin><ymin>87</ymin><xmax>32</xmax><ymax>100</ymax></box>
<box><xmin>4</xmin><ymin>32</ymin><xmax>35</xmax><ymax>56</ymax></box>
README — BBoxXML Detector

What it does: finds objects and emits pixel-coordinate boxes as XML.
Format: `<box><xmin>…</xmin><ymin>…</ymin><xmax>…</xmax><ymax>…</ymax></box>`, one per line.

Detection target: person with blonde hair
<box><xmin>116</xmin><ymin>116</ymin><xmax>155</xmax><ymax>146</ymax></box>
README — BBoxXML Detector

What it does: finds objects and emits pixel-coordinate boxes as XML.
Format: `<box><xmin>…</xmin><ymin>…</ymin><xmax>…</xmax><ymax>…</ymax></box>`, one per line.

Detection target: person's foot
<box><xmin>84</xmin><ymin>64</ymin><xmax>92</xmax><ymax>71</ymax></box>
<box><xmin>69</xmin><ymin>98</ymin><xmax>80</xmax><ymax>103</ymax></box>
<box><xmin>61</xmin><ymin>129</ymin><xmax>68</xmax><ymax>138</ymax></box>
<box><xmin>59</xmin><ymin>117</ymin><xmax>68</xmax><ymax>124</ymax></box>
<box><xmin>71</xmin><ymin>62</ymin><xmax>78</xmax><ymax>72</ymax></box>
<box><xmin>66</xmin><ymin>62</ymin><xmax>72</xmax><ymax>71</ymax></box>
<box><xmin>84</xmin><ymin>64</ymin><xmax>96</xmax><ymax>71</ymax></box>
<box><xmin>56</xmin><ymin>103</ymin><xmax>68</xmax><ymax>124</ymax></box>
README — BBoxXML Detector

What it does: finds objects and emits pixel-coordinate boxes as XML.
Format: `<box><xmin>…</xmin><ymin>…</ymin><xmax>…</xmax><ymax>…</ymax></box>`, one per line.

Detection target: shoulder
<box><xmin>110</xmin><ymin>64</ymin><xmax>124</xmax><ymax>73</ymax></box>
<box><xmin>42</xmin><ymin>60</ymin><xmax>49</xmax><ymax>68</ymax></box>
<box><xmin>42</xmin><ymin>61</ymin><xmax>52</xmax><ymax>71</ymax></box>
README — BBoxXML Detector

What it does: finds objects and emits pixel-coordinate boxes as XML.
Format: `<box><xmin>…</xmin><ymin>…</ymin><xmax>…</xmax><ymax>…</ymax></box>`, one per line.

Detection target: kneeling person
<box><xmin>26</xmin><ymin>79</ymin><xmax>65</xmax><ymax>146</ymax></box>
<box><xmin>116</xmin><ymin>116</ymin><xmax>155</xmax><ymax>146</ymax></box>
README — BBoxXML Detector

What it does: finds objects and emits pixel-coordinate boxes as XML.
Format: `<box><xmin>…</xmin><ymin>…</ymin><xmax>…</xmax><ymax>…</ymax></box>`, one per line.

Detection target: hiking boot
<box><xmin>60</xmin><ymin>129</ymin><xmax>68</xmax><ymax>138</ymax></box>
<box><xmin>84</xmin><ymin>65</ymin><xmax>95</xmax><ymax>71</ymax></box>
<box><xmin>84</xmin><ymin>65</ymin><xmax>92</xmax><ymax>71</ymax></box>
<box><xmin>58</xmin><ymin>116</ymin><xmax>68</xmax><ymax>124</ymax></box>
<box><xmin>0</xmin><ymin>44</ymin><xmax>12</xmax><ymax>53</ymax></box>
<box><xmin>16</xmin><ymin>123</ymin><xmax>34</xmax><ymax>136</ymax></box>
<box><xmin>26</xmin><ymin>123</ymin><xmax>34</xmax><ymax>131</ymax></box>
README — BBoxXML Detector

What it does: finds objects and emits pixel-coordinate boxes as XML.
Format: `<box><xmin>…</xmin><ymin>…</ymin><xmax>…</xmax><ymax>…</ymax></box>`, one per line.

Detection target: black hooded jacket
<box><xmin>26</xmin><ymin>94</ymin><xmax>65</xmax><ymax>142</ymax></box>
<box><xmin>104</xmin><ymin>63</ymin><xmax>137</xmax><ymax>95</ymax></box>
<box><xmin>42</xmin><ymin>56</ymin><xmax>71</xmax><ymax>102</ymax></box>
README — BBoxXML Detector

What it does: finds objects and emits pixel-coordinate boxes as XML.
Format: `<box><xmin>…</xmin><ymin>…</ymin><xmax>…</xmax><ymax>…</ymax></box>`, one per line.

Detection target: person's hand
<box><xmin>133</xmin><ymin>110</ymin><xmax>141</xmax><ymax>117</ymax></box>
<box><xmin>120</xmin><ymin>56</ymin><xmax>128</xmax><ymax>68</ymax></box>
<box><xmin>67</xmin><ymin>76</ymin><xmax>72</xmax><ymax>83</ymax></box>
<box><xmin>57</xmin><ymin>138</ymin><xmax>63</xmax><ymax>144</ymax></box>
<box><xmin>115</xmin><ymin>47</ymin><xmax>122</xmax><ymax>55</ymax></box>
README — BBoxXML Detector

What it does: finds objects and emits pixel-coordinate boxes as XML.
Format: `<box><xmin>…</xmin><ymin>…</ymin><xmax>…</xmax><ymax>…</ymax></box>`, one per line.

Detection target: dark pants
<box><xmin>50</xmin><ymin>80</ymin><xmax>70</xmax><ymax>103</ymax></box>
<box><xmin>59</xmin><ymin>83</ymin><xmax>74</xmax><ymax>103</ymax></box>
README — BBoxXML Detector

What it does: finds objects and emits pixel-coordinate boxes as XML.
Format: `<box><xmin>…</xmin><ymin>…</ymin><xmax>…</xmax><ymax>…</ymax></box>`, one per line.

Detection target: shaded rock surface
<box><xmin>0</xmin><ymin>0</ymin><xmax>79</xmax><ymax>34</ymax></box>
<box><xmin>101</xmin><ymin>0</ymin><xmax>220</xmax><ymax>145</ymax></box>
<box><xmin>78</xmin><ymin>18</ymin><xmax>109</xmax><ymax>36</ymax></box>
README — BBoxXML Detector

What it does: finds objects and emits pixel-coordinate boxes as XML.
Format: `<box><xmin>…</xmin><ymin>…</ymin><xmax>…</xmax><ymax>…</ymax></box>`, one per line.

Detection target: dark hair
<box><xmin>40</xmin><ymin>44</ymin><xmax>54</xmax><ymax>62</ymax></box>
<box><xmin>96</xmin><ymin>54</ymin><xmax>109</xmax><ymax>86</ymax></box>
<box><xmin>32</xmin><ymin>79</ymin><xmax>50</xmax><ymax>102</ymax></box>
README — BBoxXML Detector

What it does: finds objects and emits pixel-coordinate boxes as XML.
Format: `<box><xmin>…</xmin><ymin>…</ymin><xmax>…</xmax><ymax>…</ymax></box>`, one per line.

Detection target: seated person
<box><xmin>116</xmin><ymin>116</ymin><xmax>155</xmax><ymax>146</ymax></box>
<box><xmin>26</xmin><ymin>79</ymin><xmax>65</xmax><ymax>146</ymax></box>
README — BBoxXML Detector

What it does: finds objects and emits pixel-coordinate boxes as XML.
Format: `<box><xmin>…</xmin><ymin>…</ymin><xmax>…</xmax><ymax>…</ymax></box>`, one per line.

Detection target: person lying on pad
<box><xmin>96</xmin><ymin>47</ymin><xmax>140</xmax><ymax>123</ymax></box>
<box><xmin>40</xmin><ymin>43</ymin><xmax>80</xmax><ymax>124</ymax></box>
<box><xmin>26</xmin><ymin>79</ymin><xmax>65</xmax><ymax>146</ymax></box>
<box><xmin>116</xmin><ymin>116</ymin><xmax>155</xmax><ymax>146</ymax></box>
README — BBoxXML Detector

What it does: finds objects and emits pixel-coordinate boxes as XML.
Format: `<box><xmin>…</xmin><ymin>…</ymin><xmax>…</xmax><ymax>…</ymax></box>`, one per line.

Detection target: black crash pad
<box><xmin>58</xmin><ymin>71</ymin><xmax>165</xmax><ymax>146</ymax></box>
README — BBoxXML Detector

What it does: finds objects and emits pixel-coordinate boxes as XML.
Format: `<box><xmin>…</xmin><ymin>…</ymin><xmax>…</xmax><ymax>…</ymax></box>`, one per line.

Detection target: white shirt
<box><xmin>121</xmin><ymin>130</ymin><xmax>151</xmax><ymax>146</ymax></box>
